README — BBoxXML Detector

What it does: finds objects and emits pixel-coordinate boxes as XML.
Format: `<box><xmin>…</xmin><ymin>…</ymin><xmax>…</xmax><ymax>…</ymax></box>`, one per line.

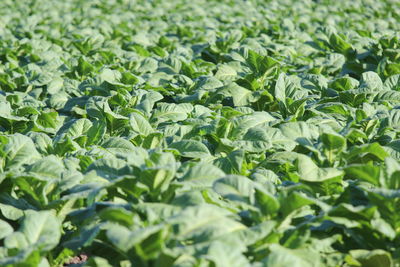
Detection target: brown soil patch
<box><xmin>63</xmin><ymin>254</ymin><xmax>88</xmax><ymax>266</ymax></box>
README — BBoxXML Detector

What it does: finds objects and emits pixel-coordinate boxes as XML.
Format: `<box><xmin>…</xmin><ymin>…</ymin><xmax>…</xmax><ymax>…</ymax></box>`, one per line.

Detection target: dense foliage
<box><xmin>1</xmin><ymin>0</ymin><xmax>400</xmax><ymax>266</ymax></box>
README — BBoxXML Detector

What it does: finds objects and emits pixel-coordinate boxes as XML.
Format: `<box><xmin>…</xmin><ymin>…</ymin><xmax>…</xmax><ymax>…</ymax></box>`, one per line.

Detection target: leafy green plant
<box><xmin>0</xmin><ymin>0</ymin><xmax>400</xmax><ymax>266</ymax></box>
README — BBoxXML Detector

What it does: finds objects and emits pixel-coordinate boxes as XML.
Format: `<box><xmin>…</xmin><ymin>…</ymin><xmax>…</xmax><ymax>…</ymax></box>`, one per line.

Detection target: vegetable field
<box><xmin>1</xmin><ymin>0</ymin><xmax>400</xmax><ymax>266</ymax></box>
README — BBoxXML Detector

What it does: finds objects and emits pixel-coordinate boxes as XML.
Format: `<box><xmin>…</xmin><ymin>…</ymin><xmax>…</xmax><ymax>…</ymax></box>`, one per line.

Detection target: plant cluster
<box><xmin>0</xmin><ymin>0</ymin><xmax>400</xmax><ymax>266</ymax></box>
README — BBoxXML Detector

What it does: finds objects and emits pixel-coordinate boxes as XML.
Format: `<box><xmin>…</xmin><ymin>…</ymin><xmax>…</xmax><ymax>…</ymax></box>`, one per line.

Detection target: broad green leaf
<box><xmin>296</xmin><ymin>155</ymin><xmax>343</xmax><ymax>182</ymax></box>
<box><xmin>263</xmin><ymin>244</ymin><xmax>320</xmax><ymax>267</ymax></box>
<box><xmin>180</xmin><ymin>162</ymin><xmax>225</xmax><ymax>187</ymax></box>
<box><xmin>383</xmin><ymin>74</ymin><xmax>400</xmax><ymax>90</ymax></box>
<box><xmin>215</xmin><ymin>64</ymin><xmax>237</xmax><ymax>81</ymax></box>
<box><xmin>203</xmin><ymin>241</ymin><xmax>250</xmax><ymax>267</ymax></box>
<box><xmin>214</xmin><ymin>150</ymin><xmax>244</xmax><ymax>174</ymax></box>
<box><xmin>344</xmin><ymin>164</ymin><xmax>380</xmax><ymax>185</ymax></box>
<box><xmin>106</xmin><ymin>224</ymin><xmax>164</xmax><ymax>253</ymax></box>
<box><xmin>213</xmin><ymin>175</ymin><xmax>254</xmax><ymax>203</ymax></box>
<box><xmin>0</xmin><ymin>219</ymin><xmax>13</xmax><ymax>240</ymax></box>
<box><xmin>20</xmin><ymin>210</ymin><xmax>61</xmax><ymax>251</ymax></box>
<box><xmin>170</xmin><ymin>204</ymin><xmax>246</xmax><ymax>242</ymax></box>
<box><xmin>349</xmin><ymin>249</ymin><xmax>392</xmax><ymax>267</ymax></box>
<box><xmin>346</xmin><ymin>143</ymin><xmax>389</xmax><ymax>163</ymax></box>
<box><xmin>152</xmin><ymin>103</ymin><xmax>192</xmax><ymax>123</ymax></box>
<box><xmin>169</xmin><ymin>140</ymin><xmax>210</xmax><ymax>158</ymax></box>
<box><xmin>98</xmin><ymin>207</ymin><xmax>134</xmax><ymax>228</ymax></box>
<box><xmin>86</xmin><ymin>157</ymin><xmax>132</xmax><ymax>180</ymax></box>
<box><xmin>359</xmin><ymin>71</ymin><xmax>383</xmax><ymax>91</ymax></box>
<box><xmin>130</xmin><ymin>111</ymin><xmax>153</xmax><ymax>136</ymax></box>
<box><xmin>3</xmin><ymin>134</ymin><xmax>41</xmax><ymax>170</ymax></box>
